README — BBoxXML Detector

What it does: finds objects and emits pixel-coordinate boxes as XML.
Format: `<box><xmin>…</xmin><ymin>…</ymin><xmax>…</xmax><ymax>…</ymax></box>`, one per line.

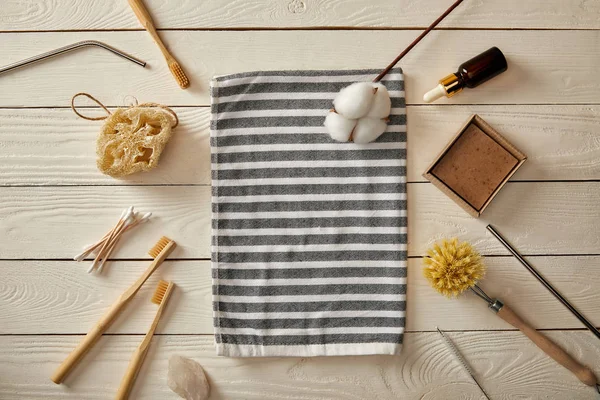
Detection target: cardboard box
<box><xmin>423</xmin><ymin>114</ymin><xmax>527</xmax><ymax>217</ymax></box>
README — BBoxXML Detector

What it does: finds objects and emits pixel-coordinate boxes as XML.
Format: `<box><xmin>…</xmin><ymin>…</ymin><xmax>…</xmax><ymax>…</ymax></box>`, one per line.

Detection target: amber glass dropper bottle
<box><xmin>423</xmin><ymin>47</ymin><xmax>507</xmax><ymax>103</ymax></box>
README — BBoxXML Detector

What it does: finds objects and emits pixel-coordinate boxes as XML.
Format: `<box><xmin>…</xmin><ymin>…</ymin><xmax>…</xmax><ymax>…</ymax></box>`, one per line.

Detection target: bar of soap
<box><xmin>167</xmin><ymin>355</ymin><xmax>210</xmax><ymax>400</ymax></box>
<box><xmin>432</xmin><ymin>123</ymin><xmax>518</xmax><ymax>210</ymax></box>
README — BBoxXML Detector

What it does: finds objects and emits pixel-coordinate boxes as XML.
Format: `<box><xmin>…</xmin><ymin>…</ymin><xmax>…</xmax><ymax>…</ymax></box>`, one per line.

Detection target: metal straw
<box><xmin>0</xmin><ymin>40</ymin><xmax>146</xmax><ymax>76</ymax></box>
<box><xmin>436</xmin><ymin>328</ymin><xmax>492</xmax><ymax>400</ymax></box>
<box><xmin>487</xmin><ymin>224</ymin><xmax>600</xmax><ymax>340</ymax></box>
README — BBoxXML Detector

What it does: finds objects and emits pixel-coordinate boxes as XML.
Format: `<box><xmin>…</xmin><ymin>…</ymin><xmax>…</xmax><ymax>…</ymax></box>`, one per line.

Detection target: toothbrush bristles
<box><xmin>148</xmin><ymin>236</ymin><xmax>173</xmax><ymax>258</ymax></box>
<box><xmin>151</xmin><ymin>280</ymin><xmax>170</xmax><ymax>305</ymax></box>
<box><xmin>169</xmin><ymin>61</ymin><xmax>190</xmax><ymax>89</ymax></box>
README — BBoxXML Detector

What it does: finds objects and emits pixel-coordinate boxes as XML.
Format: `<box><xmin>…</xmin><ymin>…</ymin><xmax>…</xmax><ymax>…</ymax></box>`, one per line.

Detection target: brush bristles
<box><xmin>148</xmin><ymin>236</ymin><xmax>172</xmax><ymax>258</ymax></box>
<box><xmin>151</xmin><ymin>280</ymin><xmax>170</xmax><ymax>305</ymax></box>
<box><xmin>423</xmin><ymin>238</ymin><xmax>485</xmax><ymax>298</ymax></box>
<box><xmin>169</xmin><ymin>61</ymin><xmax>189</xmax><ymax>89</ymax></box>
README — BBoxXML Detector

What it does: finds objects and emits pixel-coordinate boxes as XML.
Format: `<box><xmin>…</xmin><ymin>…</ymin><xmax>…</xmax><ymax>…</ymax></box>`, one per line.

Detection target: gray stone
<box><xmin>167</xmin><ymin>355</ymin><xmax>210</xmax><ymax>400</ymax></box>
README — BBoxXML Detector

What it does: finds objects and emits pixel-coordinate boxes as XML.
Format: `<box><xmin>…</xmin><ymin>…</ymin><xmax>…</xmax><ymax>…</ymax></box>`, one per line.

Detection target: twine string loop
<box><xmin>70</xmin><ymin>93</ymin><xmax>178</xmax><ymax>128</ymax></box>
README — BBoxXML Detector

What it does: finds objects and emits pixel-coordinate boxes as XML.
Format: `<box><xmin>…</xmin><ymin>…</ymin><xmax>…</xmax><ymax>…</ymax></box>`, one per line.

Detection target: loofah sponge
<box><xmin>423</xmin><ymin>238</ymin><xmax>486</xmax><ymax>298</ymax></box>
<box><xmin>325</xmin><ymin>82</ymin><xmax>391</xmax><ymax>143</ymax></box>
<box><xmin>96</xmin><ymin>106</ymin><xmax>176</xmax><ymax>177</ymax></box>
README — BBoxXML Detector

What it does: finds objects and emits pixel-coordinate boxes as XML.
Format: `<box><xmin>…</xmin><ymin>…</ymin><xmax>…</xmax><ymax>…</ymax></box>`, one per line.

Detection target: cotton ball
<box><xmin>333</xmin><ymin>82</ymin><xmax>376</xmax><ymax>119</ymax></box>
<box><xmin>325</xmin><ymin>80</ymin><xmax>392</xmax><ymax>143</ymax></box>
<box><xmin>352</xmin><ymin>118</ymin><xmax>388</xmax><ymax>144</ymax></box>
<box><xmin>367</xmin><ymin>84</ymin><xmax>392</xmax><ymax>118</ymax></box>
<box><xmin>324</xmin><ymin>111</ymin><xmax>357</xmax><ymax>142</ymax></box>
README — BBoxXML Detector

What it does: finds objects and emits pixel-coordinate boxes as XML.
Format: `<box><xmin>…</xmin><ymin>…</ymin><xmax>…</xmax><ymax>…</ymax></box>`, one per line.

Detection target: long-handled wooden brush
<box><xmin>423</xmin><ymin>238</ymin><xmax>599</xmax><ymax>394</ymax></box>
<box><xmin>51</xmin><ymin>236</ymin><xmax>176</xmax><ymax>384</ymax></box>
<box><xmin>115</xmin><ymin>280</ymin><xmax>175</xmax><ymax>400</ymax></box>
<box><xmin>127</xmin><ymin>0</ymin><xmax>190</xmax><ymax>89</ymax></box>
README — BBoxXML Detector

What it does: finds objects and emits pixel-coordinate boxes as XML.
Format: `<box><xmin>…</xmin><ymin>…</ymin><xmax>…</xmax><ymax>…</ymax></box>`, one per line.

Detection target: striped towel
<box><xmin>210</xmin><ymin>69</ymin><xmax>407</xmax><ymax>357</ymax></box>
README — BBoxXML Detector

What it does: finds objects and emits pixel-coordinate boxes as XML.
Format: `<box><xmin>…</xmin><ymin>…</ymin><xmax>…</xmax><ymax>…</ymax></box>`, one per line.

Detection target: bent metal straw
<box><xmin>0</xmin><ymin>40</ymin><xmax>146</xmax><ymax>76</ymax></box>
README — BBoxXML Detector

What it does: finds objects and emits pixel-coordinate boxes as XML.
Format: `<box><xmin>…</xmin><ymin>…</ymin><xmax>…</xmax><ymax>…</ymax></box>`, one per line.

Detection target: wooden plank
<box><xmin>0</xmin><ymin>257</ymin><xmax>598</xmax><ymax>334</ymax></box>
<box><xmin>0</xmin><ymin>107</ymin><xmax>211</xmax><ymax>186</ymax></box>
<box><xmin>1</xmin><ymin>182</ymin><xmax>599</xmax><ymax>259</ymax></box>
<box><xmin>1</xmin><ymin>0</ymin><xmax>599</xmax><ymax>30</ymax></box>
<box><xmin>1</xmin><ymin>332</ymin><xmax>598</xmax><ymax>399</ymax></box>
<box><xmin>0</xmin><ymin>186</ymin><xmax>213</xmax><ymax>259</ymax></box>
<box><xmin>0</xmin><ymin>30</ymin><xmax>599</xmax><ymax>107</ymax></box>
<box><xmin>1</xmin><ymin>105</ymin><xmax>599</xmax><ymax>186</ymax></box>
<box><xmin>410</xmin><ymin>105</ymin><xmax>600</xmax><ymax>183</ymax></box>
<box><xmin>408</xmin><ymin>181</ymin><xmax>600</xmax><ymax>256</ymax></box>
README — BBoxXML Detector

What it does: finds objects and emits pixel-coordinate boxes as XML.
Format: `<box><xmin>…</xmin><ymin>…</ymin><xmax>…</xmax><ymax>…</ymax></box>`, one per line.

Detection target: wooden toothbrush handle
<box><xmin>52</xmin><ymin>240</ymin><xmax>174</xmax><ymax>385</ymax></box>
<box><xmin>115</xmin><ymin>283</ymin><xmax>174</xmax><ymax>400</ymax></box>
<box><xmin>114</xmin><ymin>340</ymin><xmax>150</xmax><ymax>400</ymax></box>
<box><xmin>497</xmin><ymin>304</ymin><xmax>598</xmax><ymax>387</ymax></box>
<box><xmin>51</xmin><ymin>297</ymin><xmax>128</xmax><ymax>384</ymax></box>
<box><xmin>127</xmin><ymin>0</ymin><xmax>172</xmax><ymax>59</ymax></box>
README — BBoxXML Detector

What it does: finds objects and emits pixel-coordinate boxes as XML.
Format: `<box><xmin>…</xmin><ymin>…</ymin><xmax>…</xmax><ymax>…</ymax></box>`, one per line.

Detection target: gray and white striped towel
<box><xmin>210</xmin><ymin>69</ymin><xmax>406</xmax><ymax>357</ymax></box>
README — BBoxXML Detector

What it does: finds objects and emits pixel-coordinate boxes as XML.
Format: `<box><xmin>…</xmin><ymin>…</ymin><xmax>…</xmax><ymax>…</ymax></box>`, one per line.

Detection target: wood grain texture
<box><xmin>0</xmin><ymin>257</ymin><xmax>598</xmax><ymax>334</ymax></box>
<box><xmin>2</xmin><ymin>2</ymin><xmax>600</xmax><ymax>399</ymax></box>
<box><xmin>410</xmin><ymin>105</ymin><xmax>600</xmax><ymax>183</ymax></box>
<box><xmin>1</xmin><ymin>0</ymin><xmax>599</xmax><ymax>30</ymax></box>
<box><xmin>2</xmin><ymin>105</ymin><xmax>600</xmax><ymax>186</ymax></box>
<box><xmin>409</xmin><ymin>181</ymin><xmax>600</xmax><ymax>256</ymax></box>
<box><xmin>0</xmin><ymin>107</ymin><xmax>211</xmax><ymax>186</ymax></box>
<box><xmin>0</xmin><ymin>186</ymin><xmax>212</xmax><ymax>259</ymax></box>
<box><xmin>1</xmin><ymin>30</ymin><xmax>599</xmax><ymax>107</ymax></box>
<box><xmin>1</xmin><ymin>182</ymin><xmax>600</xmax><ymax>259</ymax></box>
<box><xmin>1</xmin><ymin>332</ymin><xmax>599</xmax><ymax>399</ymax></box>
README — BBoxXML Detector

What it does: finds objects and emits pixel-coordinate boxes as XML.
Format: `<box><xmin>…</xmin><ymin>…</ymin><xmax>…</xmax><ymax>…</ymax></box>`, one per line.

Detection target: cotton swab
<box><xmin>74</xmin><ymin>209</ymin><xmax>128</xmax><ymax>262</ymax></box>
<box><xmin>88</xmin><ymin>207</ymin><xmax>134</xmax><ymax>273</ymax></box>
<box><xmin>86</xmin><ymin>208</ymin><xmax>130</xmax><ymax>273</ymax></box>
<box><xmin>94</xmin><ymin>213</ymin><xmax>135</xmax><ymax>273</ymax></box>
<box><xmin>75</xmin><ymin>207</ymin><xmax>152</xmax><ymax>274</ymax></box>
<box><xmin>95</xmin><ymin>212</ymin><xmax>151</xmax><ymax>274</ymax></box>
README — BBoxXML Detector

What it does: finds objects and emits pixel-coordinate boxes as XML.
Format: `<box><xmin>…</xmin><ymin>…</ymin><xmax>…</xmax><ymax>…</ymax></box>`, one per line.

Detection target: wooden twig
<box><xmin>373</xmin><ymin>0</ymin><xmax>464</xmax><ymax>82</ymax></box>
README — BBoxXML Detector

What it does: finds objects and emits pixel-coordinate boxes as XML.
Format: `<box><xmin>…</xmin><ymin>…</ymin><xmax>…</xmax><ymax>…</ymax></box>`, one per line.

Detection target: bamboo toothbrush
<box><xmin>127</xmin><ymin>0</ymin><xmax>190</xmax><ymax>89</ymax></box>
<box><xmin>51</xmin><ymin>236</ymin><xmax>177</xmax><ymax>384</ymax></box>
<box><xmin>423</xmin><ymin>238</ymin><xmax>600</xmax><ymax>394</ymax></box>
<box><xmin>115</xmin><ymin>280</ymin><xmax>175</xmax><ymax>400</ymax></box>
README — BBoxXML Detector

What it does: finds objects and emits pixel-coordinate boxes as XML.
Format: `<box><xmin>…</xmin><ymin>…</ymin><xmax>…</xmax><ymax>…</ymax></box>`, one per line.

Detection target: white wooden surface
<box><xmin>0</xmin><ymin>1</ymin><xmax>599</xmax><ymax>399</ymax></box>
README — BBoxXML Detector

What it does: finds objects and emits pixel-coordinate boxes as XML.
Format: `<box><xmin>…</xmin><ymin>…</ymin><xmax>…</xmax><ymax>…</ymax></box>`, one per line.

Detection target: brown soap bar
<box><xmin>431</xmin><ymin>123</ymin><xmax>518</xmax><ymax>210</ymax></box>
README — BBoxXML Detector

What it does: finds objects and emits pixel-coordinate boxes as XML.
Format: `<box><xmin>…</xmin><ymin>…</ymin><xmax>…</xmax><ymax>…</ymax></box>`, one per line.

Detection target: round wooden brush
<box><xmin>424</xmin><ymin>238</ymin><xmax>600</xmax><ymax>393</ymax></box>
